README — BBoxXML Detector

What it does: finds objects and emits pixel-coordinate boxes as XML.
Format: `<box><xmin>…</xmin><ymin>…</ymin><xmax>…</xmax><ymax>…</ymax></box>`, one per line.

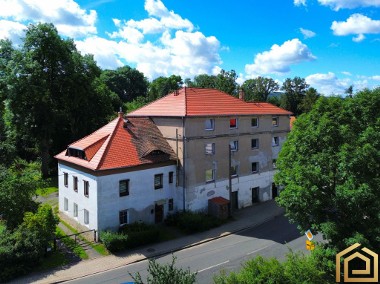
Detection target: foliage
<box><xmin>213</xmin><ymin>249</ymin><xmax>330</xmax><ymax>284</ymax></box>
<box><xmin>148</xmin><ymin>75</ymin><xmax>183</xmax><ymax>101</ymax></box>
<box><xmin>242</xmin><ymin>77</ymin><xmax>279</xmax><ymax>102</ymax></box>
<box><xmin>55</xmin><ymin>227</ymin><xmax>88</xmax><ymax>259</ymax></box>
<box><xmin>275</xmin><ymin>88</ymin><xmax>380</xmax><ymax>251</ymax></box>
<box><xmin>100</xmin><ymin>231</ymin><xmax>129</xmax><ymax>252</ymax></box>
<box><xmin>165</xmin><ymin>211</ymin><xmax>222</xmax><ymax>234</ymax></box>
<box><xmin>100</xmin><ymin>66</ymin><xmax>149</xmax><ymax>102</ymax></box>
<box><xmin>280</xmin><ymin>77</ymin><xmax>309</xmax><ymax>116</ymax></box>
<box><xmin>125</xmin><ymin>95</ymin><xmax>148</xmax><ymax>112</ymax></box>
<box><xmin>0</xmin><ymin>159</ymin><xmax>43</xmax><ymax>230</ymax></box>
<box><xmin>130</xmin><ymin>255</ymin><xmax>197</xmax><ymax>284</ymax></box>
<box><xmin>299</xmin><ymin>87</ymin><xmax>320</xmax><ymax>113</ymax></box>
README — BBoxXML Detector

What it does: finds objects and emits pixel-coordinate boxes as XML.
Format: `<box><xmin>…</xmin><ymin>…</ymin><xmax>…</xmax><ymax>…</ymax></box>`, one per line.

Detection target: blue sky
<box><xmin>1</xmin><ymin>0</ymin><xmax>380</xmax><ymax>95</ymax></box>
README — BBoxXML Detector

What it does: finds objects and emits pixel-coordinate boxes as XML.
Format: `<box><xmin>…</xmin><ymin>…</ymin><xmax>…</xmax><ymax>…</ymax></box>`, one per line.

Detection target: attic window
<box><xmin>66</xmin><ymin>147</ymin><xmax>87</xmax><ymax>160</ymax></box>
<box><xmin>150</xmin><ymin>150</ymin><xmax>164</xmax><ymax>156</ymax></box>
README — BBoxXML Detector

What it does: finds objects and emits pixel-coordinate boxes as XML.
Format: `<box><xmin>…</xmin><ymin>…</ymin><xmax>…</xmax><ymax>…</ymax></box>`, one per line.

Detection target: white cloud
<box><xmin>331</xmin><ymin>14</ymin><xmax>380</xmax><ymax>42</ymax></box>
<box><xmin>294</xmin><ymin>0</ymin><xmax>307</xmax><ymax>6</ymax></box>
<box><xmin>318</xmin><ymin>0</ymin><xmax>380</xmax><ymax>10</ymax></box>
<box><xmin>0</xmin><ymin>0</ymin><xmax>97</xmax><ymax>38</ymax></box>
<box><xmin>245</xmin><ymin>38</ymin><xmax>316</xmax><ymax>77</ymax></box>
<box><xmin>342</xmin><ymin>71</ymin><xmax>352</xmax><ymax>76</ymax></box>
<box><xmin>300</xmin><ymin>28</ymin><xmax>316</xmax><ymax>39</ymax></box>
<box><xmin>0</xmin><ymin>20</ymin><xmax>26</xmax><ymax>44</ymax></box>
<box><xmin>306</xmin><ymin>72</ymin><xmax>350</xmax><ymax>95</ymax></box>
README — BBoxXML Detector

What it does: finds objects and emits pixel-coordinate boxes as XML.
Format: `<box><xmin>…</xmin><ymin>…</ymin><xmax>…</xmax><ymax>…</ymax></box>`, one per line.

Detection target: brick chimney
<box><xmin>239</xmin><ymin>89</ymin><xmax>245</xmax><ymax>101</ymax></box>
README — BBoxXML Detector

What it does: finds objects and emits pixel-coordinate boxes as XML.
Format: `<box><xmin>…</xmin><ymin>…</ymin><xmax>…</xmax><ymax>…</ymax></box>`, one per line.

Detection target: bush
<box><xmin>165</xmin><ymin>211</ymin><xmax>222</xmax><ymax>234</ymax></box>
<box><xmin>120</xmin><ymin>222</ymin><xmax>160</xmax><ymax>248</ymax></box>
<box><xmin>100</xmin><ymin>231</ymin><xmax>128</xmax><ymax>252</ymax></box>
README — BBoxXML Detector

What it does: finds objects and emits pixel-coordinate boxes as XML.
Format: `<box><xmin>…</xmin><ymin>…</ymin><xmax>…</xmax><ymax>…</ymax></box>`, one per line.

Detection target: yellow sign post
<box><xmin>306</xmin><ymin>240</ymin><xmax>315</xmax><ymax>251</ymax></box>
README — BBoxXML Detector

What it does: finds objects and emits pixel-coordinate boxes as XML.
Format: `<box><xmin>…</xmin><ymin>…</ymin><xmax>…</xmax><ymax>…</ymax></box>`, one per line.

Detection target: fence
<box><xmin>53</xmin><ymin>229</ymin><xmax>97</xmax><ymax>250</ymax></box>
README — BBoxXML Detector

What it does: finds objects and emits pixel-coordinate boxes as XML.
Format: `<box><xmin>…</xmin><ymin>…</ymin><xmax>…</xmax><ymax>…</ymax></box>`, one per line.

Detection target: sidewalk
<box><xmin>11</xmin><ymin>200</ymin><xmax>284</xmax><ymax>284</ymax></box>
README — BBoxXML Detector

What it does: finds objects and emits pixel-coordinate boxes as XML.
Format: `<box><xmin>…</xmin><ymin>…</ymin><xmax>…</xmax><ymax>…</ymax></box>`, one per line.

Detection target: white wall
<box><xmin>58</xmin><ymin>163</ymin><xmax>98</xmax><ymax>231</ymax></box>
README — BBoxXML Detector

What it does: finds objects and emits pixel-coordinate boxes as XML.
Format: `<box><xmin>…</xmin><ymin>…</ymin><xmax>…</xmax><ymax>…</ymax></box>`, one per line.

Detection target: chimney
<box><xmin>239</xmin><ymin>89</ymin><xmax>245</xmax><ymax>101</ymax></box>
<box><xmin>118</xmin><ymin>106</ymin><xmax>124</xmax><ymax>118</ymax></box>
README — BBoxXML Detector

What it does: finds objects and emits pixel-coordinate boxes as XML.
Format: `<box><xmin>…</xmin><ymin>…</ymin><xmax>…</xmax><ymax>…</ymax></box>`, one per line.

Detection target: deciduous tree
<box><xmin>242</xmin><ymin>77</ymin><xmax>279</xmax><ymax>101</ymax></box>
<box><xmin>280</xmin><ymin>77</ymin><xmax>309</xmax><ymax>116</ymax></box>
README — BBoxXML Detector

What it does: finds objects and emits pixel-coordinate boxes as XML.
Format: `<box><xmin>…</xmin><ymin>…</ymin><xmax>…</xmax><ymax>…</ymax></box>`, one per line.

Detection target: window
<box><xmin>73</xmin><ymin>176</ymin><xmax>78</xmax><ymax>192</ymax></box>
<box><xmin>73</xmin><ymin>203</ymin><xmax>78</xmax><ymax>217</ymax></box>
<box><xmin>206</xmin><ymin>169</ymin><xmax>215</xmax><ymax>182</ymax></box>
<box><xmin>205</xmin><ymin>143</ymin><xmax>215</xmax><ymax>155</ymax></box>
<box><xmin>64</xmin><ymin>198</ymin><xmax>68</xmax><ymax>211</ymax></box>
<box><xmin>169</xmin><ymin>172</ymin><xmax>174</xmax><ymax>184</ymax></box>
<box><xmin>119</xmin><ymin>180</ymin><xmax>129</xmax><ymax>196</ymax></box>
<box><xmin>229</xmin><ymin>118</ymin><xmax>238</xmax><ymax>129</ymax></box>
<box><xmin>251</xmin><ymin>138</ymin><xmax>259</xmax><ymax>149</ymax></box>
<box><xmin>273</xmin><ymin>159</ymin><xmax>277</xmax><ymax>169</ymax></box>
<box><xmin>230</xmin><ymin>165</ymin><xmax>239</xmax><ymax>177</ymax></box>
<box><xmin>252</xmin><ymin>162</ymin><xmax>259</xmax><ymax>173</ymax></box>
<box><xmin>64</xmin><ymin>172</ymin><xmax>68</xmax><ymax>187</ymax></box>
<box><xmin>251</xmin><ymin>117</ymin><xmax>259</xmax><ymax>127</ymax></box>
<box><xmin>84</xmin><ymin>180</ymin><xmax>89</xmax><ymax>197</ymax></box>
<box><xmin>272</xmin><ymin>136</ymin><xmax>279</xmax><ymax>147</ymax></box>
<box><xmin>119</xmin><ymin>209</ymin><xmax>128</xmax><ymax>225</ymax></box>
<box><xmin>205</xmin><ymin>119</ymin><xmax>215</xmax><ymax>130</ymax></box>
<box><xmin>230</xmin><ymin>141</ymin><xmax>239</xmax><ymax>152</ymax></box>
<box><xmin>154</xmin><ymin>174</ymin><xmax>163</xmax><ymax>189</ymax></box>
<box><xmin>84</xmin><ymin>209</ymin><xmax>89</xmax><ymax>224</ymax></box>
<box><xmin>168</xmin><ymin>198</ymin><xmax>174</xmax><ymax>211</ymax></box>
<box><xmin>67</xmin><ymin>147</ymin><xmax>86</xmax><ymax>160</ymax></box>
<box><xmin>272</xmin><ymin>116</ymin><xmax>279</xmax><ymax>127</ymax></box>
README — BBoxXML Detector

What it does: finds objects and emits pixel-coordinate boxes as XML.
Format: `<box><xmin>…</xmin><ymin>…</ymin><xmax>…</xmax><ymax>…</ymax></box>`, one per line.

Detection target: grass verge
<box><xmin>56</xmin><ymin>227</ymin><xmax>89</xmax><ymax>260</ymax></box>
<box><xmin>37</xmin><ymin>250</ymin><xmax>68</xmax><ymax>271</ymax></box>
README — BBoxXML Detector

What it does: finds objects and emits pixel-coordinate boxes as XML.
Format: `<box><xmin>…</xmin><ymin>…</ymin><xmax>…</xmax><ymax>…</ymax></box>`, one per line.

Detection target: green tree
<box><xmin>0</xmin><ymin>159</ymin><xmax>43</xmax><ymax>230</ymax></box>
<box><xmin>275</xmin><ymin>88</ymin><xmax>380</xmax><ymax>251</ymax></box>
<box><xmin>215</xmin><ymin>69</ymin><xmax>238</xmax><ymax>96</ymax></box>
<box><xmin>242</xmin><ymin>77</ymin><xmax>279</xmax><ymax>101</ymax></box>
<box><xmin>280</xmin><ymin>77</ymin><xmax>309</xmax><ymax>116</ymax></box>
<box><xmin>148</xmin><ymin>75</ymin><xmax>182</xmax><ymax>101</ymax></box>
<box><xmin>131</xmin><ymin>255</ymin><xmax>197</xmax><ymax>284</ymax></box>
<box><xmin>4</xmin><ymin>23</ymin><xmax>114</xmax><ymax>176</ymax></box>
<box><xmin>299</xmin><ymin>87</ymin><xmax>320</xmax><ymax>113</ymax></box>
<box><xmin>100</xmin><ymin>66</ymin><xmax>149</xmax><ymax>102</ymax></box>
<box><xmin>189</xmin><ymin>73</ymin><xmax>216</xmax><ymax>89</ymax></box>
<box><xmin>345</xmin><ymin>85</ymin><xmax>354</xmax><ymax>98</ymax></box>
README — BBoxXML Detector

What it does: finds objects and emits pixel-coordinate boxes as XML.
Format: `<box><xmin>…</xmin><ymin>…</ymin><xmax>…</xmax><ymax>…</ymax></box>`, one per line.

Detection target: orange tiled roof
<box><xmin>129</xmin><ymin>88</ymin><xmax>292</xmax><ymax>117</ymax></box>
<box><xmin>55</xmin><ymin>115</ymin><xmax>176</xmax><ymax>171</ymax></box>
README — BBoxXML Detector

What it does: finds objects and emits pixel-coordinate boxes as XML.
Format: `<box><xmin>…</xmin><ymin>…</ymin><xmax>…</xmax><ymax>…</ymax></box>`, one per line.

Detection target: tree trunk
<box><xmin>40</xmin><ymin>138</ymin><xmax>50</xmax><ymax>178</ymax></box>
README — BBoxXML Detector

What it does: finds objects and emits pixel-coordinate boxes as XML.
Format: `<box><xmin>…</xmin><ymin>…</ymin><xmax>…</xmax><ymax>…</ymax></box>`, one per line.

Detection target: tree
<box><xmin>299</xmin><ymin>87</ymin><xmax>320</xmax><ymax>113</ymax></box>
<box><xmin>100</xmin><ymin>66</ymin><xmax>149</xmax><ymax>102</ymax></box>
<box><xmin>148</xmin><ymin>75</ymin><xmax>182</xmax><ymax>101</ymax></box>
<box><xmin>275</xmin><ymin>88</ymin><xmax>380</xmax><ymax>251</ymax></box>
<box><xmin>242</xmin><ymin>77</ymin><xmax>279</xmax><ymax>101</ymax></box>
<box><xmin>345</xmin><ymin>85</ymin><xmax>353</xmax><ymax>98</ymax></box>
<box><xmin>130</xmin><ymin>255</ymin><xmax>197</xmax><ymax>284</ymax></box>
<box><xmin>189</xmin><ymin>69</ymin><xmax>238</xmax><ymax>96</ymax></box>
<box><xmin>0</xmin><ymin>159</ymin><xmax>43</xmax><ymax>230</ymax></box>
<box><xmin>280</xmin><ymin>77</ymin><xmax>309</xmax><ymax>116</ymax></box>
<box><xmin>189</xmin><ymin>74</ymin><xmax>216</xmax><ymax>89</ymax></box>
<box><xmin>4</xmin><ymin>23</ymin><xmax>115</xmax><ymax>176</ymax></box>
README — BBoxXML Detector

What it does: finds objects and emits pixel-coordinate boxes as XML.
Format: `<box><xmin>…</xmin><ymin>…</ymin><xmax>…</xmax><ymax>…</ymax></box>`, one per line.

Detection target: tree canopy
<box><xmin>242</xmin><ymin>77</ymin><xmax>279</xmax><ymax>102</ymax></box>
<box><xmin>275</xmin><ymin>88</ymin><xmax>380</xmax><ymax>251</ymax></box>
<box><xmin>280</xmin><ymin>77</ymin><xmax>309</xmax><ymax>116</ymax></box>
<box><xmin>148</xmin><ymin>75</ymin><xmax>183</xmax><ymax>101</ymax></box>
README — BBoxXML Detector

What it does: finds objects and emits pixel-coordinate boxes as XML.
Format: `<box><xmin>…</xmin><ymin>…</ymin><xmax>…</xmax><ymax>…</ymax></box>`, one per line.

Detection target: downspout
<box><xmin>182</xmin><ymin>116</ymin><xmax>186</xmax><ymax>212</ymax></box>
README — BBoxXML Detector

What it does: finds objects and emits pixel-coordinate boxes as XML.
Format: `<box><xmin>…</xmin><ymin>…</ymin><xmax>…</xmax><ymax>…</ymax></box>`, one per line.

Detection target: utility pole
<box><xmin>228</xmin><ymin>143</ymin><xmax>233</xmax><ymax>217</ymax></box>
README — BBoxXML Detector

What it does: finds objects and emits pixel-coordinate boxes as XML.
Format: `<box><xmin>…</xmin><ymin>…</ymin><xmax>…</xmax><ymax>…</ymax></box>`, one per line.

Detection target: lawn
<box><xmin>36</xmin><ymin>176</ymin><xmax>58</xmax><ymax>197</ymax></box>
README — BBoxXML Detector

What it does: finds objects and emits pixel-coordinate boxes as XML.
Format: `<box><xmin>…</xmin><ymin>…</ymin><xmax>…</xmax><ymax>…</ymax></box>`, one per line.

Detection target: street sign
<box><xmin>305</xmin><ymin>229</ymin><xmax>313</xmax><ymax>241</ymax></box>
<box><xmin>306</xmin><ymin>240</ymin><xmax>315</xmax><ymax>251</ymax></box>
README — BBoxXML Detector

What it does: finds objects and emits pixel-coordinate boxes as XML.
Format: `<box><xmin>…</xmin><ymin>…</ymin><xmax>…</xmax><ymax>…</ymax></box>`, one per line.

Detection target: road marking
<box><xmin>246</xmin><ymin>245</ymin><xmax>271</xmax><ymax>255</ymax></box>
<box><xmin>198</xmin><ymin>260</ymin><xmax>230</xmax><ymax>273</ymax></box>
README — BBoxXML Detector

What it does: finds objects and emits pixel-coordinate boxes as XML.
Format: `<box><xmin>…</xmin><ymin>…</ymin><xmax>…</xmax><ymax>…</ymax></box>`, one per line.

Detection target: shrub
<box><xmin>119</xmin><ymin>222</ymin><xmax>160</xmax><ymax>248</ymax></box>
<box><xmin>165</xmin><ymin>211</ymin><xmax>222</xmax><ymax>234</ymax></box>
<box><xmin>100</xmin><ymin>231</ymin><xmax>128</xmax><ymax>252</ymax></box>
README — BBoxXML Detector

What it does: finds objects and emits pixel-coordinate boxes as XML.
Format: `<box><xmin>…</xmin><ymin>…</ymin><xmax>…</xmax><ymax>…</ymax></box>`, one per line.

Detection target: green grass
<box><xmin>36</xmin><ymin>186</ymin><xmax>58</xmax><ymax>197</ymax></box>
<box><xmin>56</xmin><ymin>227</ymin><xmax>89</xmax><ymax>260</ymax></box>
<box><xmin>37</xmin><ymin>250</ymin><xmax>68</xmax><ymax>271</ymax></box>
<box><xmin>59</xmin><ymin>218</ymin><xmax>109</xmax><ymax>256</ymax></box>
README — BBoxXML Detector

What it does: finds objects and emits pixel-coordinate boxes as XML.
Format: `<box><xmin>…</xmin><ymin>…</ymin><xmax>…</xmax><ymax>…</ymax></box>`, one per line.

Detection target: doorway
<box><xmin>231</xmin><ymin>191</ymin><xmax>238</xmax><ymax>210</ymax></box>
<box><xmin>252</xmin><ymin>187</ymin><xmax>259</xmax><ymax>204</ymax></box>
<box><xmin>272</xmin><ymin>183</ymin><xmax>278</xmax><ymax>199</ymax></box>
<box><xmin>155</xmin><ymin>204</ymin><xmax>164</xmax><ymax>223</ymax></box>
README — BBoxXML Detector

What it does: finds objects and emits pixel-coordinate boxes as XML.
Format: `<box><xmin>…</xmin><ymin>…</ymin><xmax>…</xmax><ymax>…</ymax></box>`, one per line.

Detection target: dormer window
<box><xmin>66</xmin><ymin>147</ymin><xmax>87</xmax><ymax>160</ymax></box>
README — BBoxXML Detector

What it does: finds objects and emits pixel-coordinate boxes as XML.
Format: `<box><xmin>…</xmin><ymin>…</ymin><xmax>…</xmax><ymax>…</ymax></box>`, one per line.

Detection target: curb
<box><xmin>51</xmin><ymin>209</ymin><xmax>285</xmax><ymax>283</ymax></box>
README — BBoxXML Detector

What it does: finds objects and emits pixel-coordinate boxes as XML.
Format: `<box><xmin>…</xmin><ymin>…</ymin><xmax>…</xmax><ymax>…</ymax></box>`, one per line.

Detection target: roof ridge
<box><xmin>96</xmin><ymin>116</ymin><xmax>123</xmax><ymax>170</ymax></box>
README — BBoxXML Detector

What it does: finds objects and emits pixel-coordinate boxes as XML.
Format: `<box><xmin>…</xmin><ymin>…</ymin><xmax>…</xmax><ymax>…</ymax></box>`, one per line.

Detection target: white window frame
<box><xmin>84</xmin><ymin>209</ymin><xmax>89</xmax><ymax>224</ymax></box>
<box><xmin>73</xmin><ymin>203</ymin><xmax>78</xmax><ymax>217</ymax></box>
<box><xmin>205</xmin><ymin>119</ymin><xmax>215</xmax><ymax>130</ymax></box>
<box><xmin>205</xmin><ymin>142</ymin><xmax>215</xmax><ymax>155</ymax></box>
<box><xmin>251</xmin><ymin>117</ymin><xmax>259</xmax><ymax>128</ymax></box>
<box><xmin>64</xmin><ymin>198</ymin><xmax>68</xmax><ymax>211</ymax></box>
<box><xmin>230</xmin><ymin>140</ymin><xmax>239</xmax><ymax>152</ymax></box>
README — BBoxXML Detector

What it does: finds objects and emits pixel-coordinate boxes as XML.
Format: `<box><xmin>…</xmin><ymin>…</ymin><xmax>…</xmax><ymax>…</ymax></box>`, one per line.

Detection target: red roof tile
<box><xmin>129</xmin><ymin>88</ymin><xmax>292</xmax><ymax>117</ymax></box>
<box><xmin>55</xmin><ymin>116</ymin><xmax>176</xmax><ymax>171</ymax></box>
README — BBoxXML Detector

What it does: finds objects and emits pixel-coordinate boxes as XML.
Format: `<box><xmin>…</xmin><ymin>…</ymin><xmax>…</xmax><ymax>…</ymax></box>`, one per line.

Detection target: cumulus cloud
<box><xmin>294</xmin><ymin>0</ymin><xmax>307</xmax><ymax>6</ymax></box>
<box><xmin>331</xmin><ymin>14</ymin><xmax>380</xmax><ymax>42</ymax></box>
<box><xmin>245</xmin><ymin>38</ymin><xmax>316</xmax><ymax>77</ymax></box>
<box><xmin>300</xmin><ymin>28</ymin><xmax>316</xmax><ymax>39</ymax></box>
<box><xmin>318</xmin><ymin>0</ymin><xmax>380</xmax><ymax>10</ymax></box>
<box><xmin>306</xmin><ymin>72</ymin><xmax>350</xmax><ymax>95</ymax></box>
<box><xmin>0</xmin><ymin>20</ymin><xmax>26</xmax><ymax>44</ymax></box>
<box><xmin>0</xmin><ymin>0</ymin><xmax>97</xmax><ymax>38</ymax></box>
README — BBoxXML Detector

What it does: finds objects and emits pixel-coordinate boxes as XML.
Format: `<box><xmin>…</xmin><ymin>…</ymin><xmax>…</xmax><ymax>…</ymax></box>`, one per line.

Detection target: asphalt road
<box><xmin>67</xmin><ymin>215</ymin><xmax>322</xmax><ymax>284</ymax></box>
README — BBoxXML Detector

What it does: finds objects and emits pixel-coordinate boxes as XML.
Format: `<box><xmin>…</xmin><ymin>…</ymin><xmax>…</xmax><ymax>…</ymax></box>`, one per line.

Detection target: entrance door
<box><xmin>272</xmin><ymin>183</ymin><xmax>278</xmax><ymax>199</ymax></box>
<box><xmin>252</xmin><ymin>187</ymin><xmax>259</xmax><ymax>203</ymax></box>
<box><xmin>155</xmin><ymin>204</ymin><xmax>164</xmax><ymax>223</ymax></box>
<box><xmin>231</xmin><ymin>191</ymin><xmax>238</xmax><ymax>210</ymax></box>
